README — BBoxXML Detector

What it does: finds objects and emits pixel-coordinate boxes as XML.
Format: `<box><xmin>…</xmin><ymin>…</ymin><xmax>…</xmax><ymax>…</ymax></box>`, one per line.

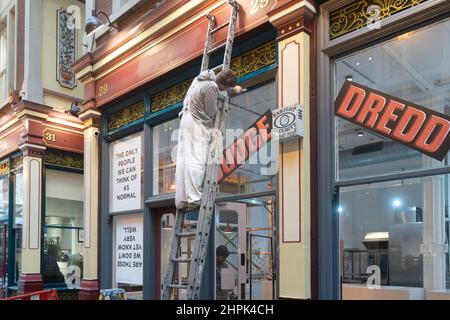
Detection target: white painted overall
<box><xmin>175</xmin><ymin>70</ymin><xmax>220</xmax><ymax>210</ymax></box>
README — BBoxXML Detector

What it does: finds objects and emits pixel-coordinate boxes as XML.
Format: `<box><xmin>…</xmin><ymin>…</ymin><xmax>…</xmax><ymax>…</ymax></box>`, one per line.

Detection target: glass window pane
<box><xmin>44</xmin><ymin>170</ymin><xmax>83</xmax><ymax>287</ymax></box>
<box><xmin>153</xmin><ymin>118</ymin><xmax>179</xmax><ymax>196</ymax></box>
<box><xmin>0</xmin><ymin>176</ymin><xmax>8</xmax><ymax>222</ymax></box>
<box><xmin>14</xmin><ymin>171</ymin><xmax>23</xmax><ymax>227</ymax></box>
<box><xmin>13</xmin><ymin>171</ymin><xmax>22</xmax><ymax>283</ymax></box>
<box><xmin>113</xmin><ymin>213</ymin><xmax>143</xmax><ymax>299</ymax></box>
<box><xmin>335</xmin><ymin>18</ymin><xmax>450</xmax><ymax>181</ymax></box>
<box><xmin>220</xmin><ymin>82</ymin><xmax>278</xmax><ymax>195</ymax></box>
<box><xmin>215</xmin><ymin>195</ymin><xmax>275</xmax><ymax>300</ymax></box>
<box><xmin>339</xmin><ymin>174</ymin><xmax>450</xmax><ymax>291</ymax></box>
<box><xmin>109</xmin><ymin>131</ymin><xmax>144</xmax><ymax>212</ymax></box>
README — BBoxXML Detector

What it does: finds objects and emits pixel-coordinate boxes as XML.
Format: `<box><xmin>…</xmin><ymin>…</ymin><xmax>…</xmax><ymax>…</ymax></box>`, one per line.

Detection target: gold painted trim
<box><xmin>150</xmin><ymin>41</ymin><xmax>277</xmax><ymax>113</ymax></box>
<box><xmin>0</xmin><ymin>160</ymin><xmax>9</xmax><ymax>175</ymax></box>
<box><xmin>12</xmin><ymin>156</ymin><xmax>23</xmax><ymax>170</ymax></box>
<box><xmin>329</xmin><ymin>0</ymin><xmax>428</xmax><ymax>40</ymax></box>
<box><xmin>107</xmin><ymin>100</ymin><xmax>145</xmax><ymax>131</ymax></box>
<box><xmin>44</xmin><ymin>149</ymin><xmax>84</xmax><ymax>170</ymax></box>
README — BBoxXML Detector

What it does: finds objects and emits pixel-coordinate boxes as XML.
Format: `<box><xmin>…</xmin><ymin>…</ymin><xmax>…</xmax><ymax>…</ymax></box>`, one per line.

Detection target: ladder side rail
<box><xmin>161</xmin><ymin>211</ymin><xmax>185</xmax><ymax>299</ymax></box>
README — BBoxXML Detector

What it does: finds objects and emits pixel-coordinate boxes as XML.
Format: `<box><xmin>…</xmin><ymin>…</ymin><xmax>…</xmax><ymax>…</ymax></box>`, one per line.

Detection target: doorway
<box><xmin>215</xmin><ymin>195</ymin><xmax>276</xmax><ymax>300</ymax></box>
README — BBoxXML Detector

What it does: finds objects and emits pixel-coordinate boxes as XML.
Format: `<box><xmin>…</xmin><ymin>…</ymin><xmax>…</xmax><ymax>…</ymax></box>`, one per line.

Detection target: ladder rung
<box><xmin>176</xmin><ymin>232</ymin><xmax>196</xmax><ymax>238</ymax></box>
<box><xmin>211</xmin><ymin>22</ymin><xmax>229</xmax><ymax>34</ymax></box>
<box><xmin>172</xmin><ymin>258</ymin><xmax>192</xmax><ymax>263</ymax></box>
<box><xmin>166</xmin><ymin>284</ymin><xmax>187</xmax><ymax>289</ymax></box>
<box><xmin>208</xmin><ymin>42</ymin><xmax>226</xmax><ymax>55</ymax></box>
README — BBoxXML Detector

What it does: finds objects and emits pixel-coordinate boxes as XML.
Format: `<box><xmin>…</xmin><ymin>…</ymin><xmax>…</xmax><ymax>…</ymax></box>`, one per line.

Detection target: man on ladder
<box><xmin>163</xmin><ymin>0</ymin><xmax>241</xmax><ymax>300</ymax></box>
<box><xmin>175</xmin><ymin>69</ymin><xmax>242</xmax><ymax>211</ymax></box>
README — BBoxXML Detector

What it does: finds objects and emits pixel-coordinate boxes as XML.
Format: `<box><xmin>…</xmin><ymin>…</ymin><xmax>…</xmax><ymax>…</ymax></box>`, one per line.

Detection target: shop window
<box><xmin>0</xmin><ymin>175</ymin><xmax>8</xmax><ymax>223</ymax></box>
<box><xmin>335</xmin><ymin>18</ymin><xmax>450</xmax><ymax>181</ymax></box>
<box><xmin>113</xmin><ymin>213</ymin><xmax>143</xmax><ymax>299</ymax></box>
<box><xmin>13</xmin><ymin>170</ymin><xmax>22</xmax><ymax>283</ymax></box>
<box><xmin>220</xmin><ymin>82</ymin><xmax>278</xmax><ymax>195</ymax></box>
<box><xmin>109</xmin><ymin>131</ymin><xmax>144</xmax><ymax>213</ymax></box>
<box><xmin>160</xmin><ymin>213</ymin><xmax>174</xmax><ymax>291</ymax></box>
<box><xmin>43</xmin><ymin>170</ymin><xmax>83</xmax><ymax>287</ymax></box>
<box><xmin>339</xmin><ymin>175</ymin><xmax>450</xmax><ymax>290</ymax></box>
<box><xmin>153</xmin><ymin>118</ymin><xmax>179</xmax><ymax>196</ymax></box>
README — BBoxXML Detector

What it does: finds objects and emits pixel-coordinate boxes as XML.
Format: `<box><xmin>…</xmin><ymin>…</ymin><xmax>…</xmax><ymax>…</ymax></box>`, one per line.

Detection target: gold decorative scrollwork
<box><xmin>108</xmin><ymin>101</ymin><xmax>145</xmax><ymax>131</ymax></box>
<box><xmin>44</xmin><ymin>149</ymin><xmax>84</xmax><ymax>170</ymax></box>
<box><xmin>11</xmin><ymin>156</ymin><xmax>23</xmax><ymax>170</ymax></box>
<box><xmin>0</xmin><ymin>160</ymin><xmax>9</xmax><ymax>175</ymax></box>
<box><xmin>151</xmin><ymin>80</ymin><xmax>192</xmax><ymax>113</ymax></box>
<box><xmin>329</xmin><ymin>0</ymin><xmax>427</xmax><ymax>40</ymax></box>
<box><xmin>230</xmin><ymin>41</ymin><xmax>276</xmax><ymax>78</ymax></box>
<box><xmin>150</xmin><ymin>41</ymin><xmax>277</xmax><ymax>113</ymax></box>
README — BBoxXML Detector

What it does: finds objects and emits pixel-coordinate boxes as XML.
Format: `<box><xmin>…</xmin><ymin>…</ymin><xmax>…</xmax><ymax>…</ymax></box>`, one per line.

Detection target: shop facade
<box><xmin>0</xmin><ymin>0</ymin><xmax>86</xmax><ymax>299</ymax></box>
<box><xmin>317</xmin><ymin>0</ymin><xmax>450</xmax><ymax>299</ymax></box>
<box><xmin>74</xmin><ymin>0</ymin><xmax>318</xmax><ymax>300</ymax></box>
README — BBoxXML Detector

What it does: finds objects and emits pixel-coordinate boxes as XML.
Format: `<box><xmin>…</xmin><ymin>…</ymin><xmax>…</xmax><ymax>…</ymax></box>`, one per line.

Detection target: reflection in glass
<box><xmin>44</xmin><ymin>170</ymin><xmax>84</xmax><ymax>287</ymax></box>
<box><xmin>215</xmin><ymin>195</ymin><xmax>275</xmax><ymax>300</ymax></box>
<box><xmin>13</xmin><ymin>171</ymin><xmax>22</xmax><ymax>283</ymax></box>
<box><xmin>339</xmin><ymin>175</ymin><xmax>450</xmax><ymax>289</ymax></box>
<box><xmin>220</xmin><ymin>82</ymin><xmax>277</xmax><ymax>195</ymax></box>
<box><xmin>153</xmin><ymin>118</ymin><xmax>180</xmax><ymax>196</ymax></box>
<box><xmin>335</xmin><ymin>18</ymin><xmax>450</xmax><ymax>180</ymax></box>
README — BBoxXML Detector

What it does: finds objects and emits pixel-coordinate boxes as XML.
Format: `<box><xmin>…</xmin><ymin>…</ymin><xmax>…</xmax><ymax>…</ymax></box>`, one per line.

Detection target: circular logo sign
<box><xmin>274</xmin><ymin>111</ymin><xmax>296</xmax><ymax>129</ymax></box>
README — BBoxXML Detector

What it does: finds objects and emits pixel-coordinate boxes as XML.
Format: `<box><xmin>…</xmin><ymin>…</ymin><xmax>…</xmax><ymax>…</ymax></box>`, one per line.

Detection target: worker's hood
<box><xmin>197</xmin><ymin>69</ymin><xmax>217</xmax><ymax>82</ymax></box>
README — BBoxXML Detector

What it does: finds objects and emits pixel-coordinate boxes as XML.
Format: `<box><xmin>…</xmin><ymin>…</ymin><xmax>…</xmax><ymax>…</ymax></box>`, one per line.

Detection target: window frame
<box><xmin>41</xmin><ymin>165</ymin><xmax>84</xmax><ymax>289</ymax></box>
<box><xmin>317</xmin><ymin>0</ymin><xmax>450</xmax><ymax>299</ymax></box>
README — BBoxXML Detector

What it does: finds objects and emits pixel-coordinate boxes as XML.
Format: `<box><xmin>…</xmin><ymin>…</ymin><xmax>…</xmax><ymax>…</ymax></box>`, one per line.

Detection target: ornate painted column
<box><xmin>14</xmin><ymin>101</ymin><xmax>51</xmax><ymax>294</ymax></box>
<box><xmin>78</xmin><ymin>99</ymin><xmax>101</xmax><ymax>300</ymax></box>
<box><xmin>268</xmin><ymin>0</ymin><xmax>316</xmax><ymax>299</ymax></box>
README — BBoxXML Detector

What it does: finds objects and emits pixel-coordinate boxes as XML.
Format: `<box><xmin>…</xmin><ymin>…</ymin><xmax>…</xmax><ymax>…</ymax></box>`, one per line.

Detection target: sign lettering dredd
<box><xmin>335</xmin><ymin>81</ymin><xmax>450</xmax><ymax>161</ymax></box>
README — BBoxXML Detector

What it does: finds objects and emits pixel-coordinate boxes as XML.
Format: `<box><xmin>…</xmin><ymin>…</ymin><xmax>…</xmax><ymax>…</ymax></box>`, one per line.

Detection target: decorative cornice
<box><xmin>79</xmin><ymin>109</ymin><xmax>102</xmax><ymax>129</ymax></box>
<box><xmin>19</xmin><ymin>143</ymin><xmax>46</xmax><ymax>158</ymax></box>
<box><xmin>268</xmin><ymin>0</ymin><xmax>316</xmax><ymax>39</ymax></box>
<box><xmin>150</xmin><ymin>41</ymin><xmax>277</xmax><ymax>114</ymax></box>
<box><xmin>329</xmin><ymin>0</ymin><xmax>429</xmax><ymax>40</ymax></box>
<box><xmin>107</xmin><ymin>100</ymin><xmax>145</xmax><ymax>131</ymax></box>
<box><xmin>44</xmin><ymin>149</ymin><xmax>84</xmax><ymax>170</ymax></box>
<box><xmin>13</xmin><ymin>100</ymin><xmax>53</xmax><ymax>121</ymax></box>
<box><xmin>73</xmin><ymin>0</ymin><xmax>209</xmax><ymax>81</ymax></box>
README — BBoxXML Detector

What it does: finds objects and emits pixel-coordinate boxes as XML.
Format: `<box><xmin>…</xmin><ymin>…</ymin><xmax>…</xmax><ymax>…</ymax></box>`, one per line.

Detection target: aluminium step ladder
<box><xmin>162</xmin><ymin>0</ymin><xmax>239</xmax><ymax>300</ymax></box>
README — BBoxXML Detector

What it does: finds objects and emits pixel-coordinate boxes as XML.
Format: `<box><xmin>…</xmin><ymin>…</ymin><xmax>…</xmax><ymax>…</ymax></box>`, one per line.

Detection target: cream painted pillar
<box><xmin>21</xmin><ymin>155</ymin><xmax>44</xmax><ymax>273</ymax></box>
<box><xmin>269</xmin><ymin>1</ymin><xmax>316</xmax><ymax>299</ymax></box>
<box><xmin>22</xmin><ymin>0</ymin><xmax>43</xmax><ymax>104</ymax></box>
<box><xmin>18</xmin><ymin>146</ymin><xmax>46</xmax><ymax>294</ymax></box>
<box><xmin>78</xmin><ymin>108</ymin><xmax>101</xmax><ymax>300</ymax></box>
<box><xmin>14</xmin><ymin>100</ymin><xmax>51</xmax><ymax>294</ymax></box>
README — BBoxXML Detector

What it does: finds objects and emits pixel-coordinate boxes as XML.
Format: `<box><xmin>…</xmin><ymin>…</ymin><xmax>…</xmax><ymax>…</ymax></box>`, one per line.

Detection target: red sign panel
<box><xmin>335</xmin><ymin>81</ymin><xmax>450</xmax><ymax>161</ymax></box>
<box><xmin>95</xmin><ymin>0</ymin><xmax>275</xmax><ymax>107</ymax></box>
<box><xmin>42</xmin><ymin>127</ymin><xmax>84</xmax><ymax>154</ymax></box>
<box><xmin>218</xmin><ymin>109</ymin><xmax>273</xmax><ymax>183</ymax></box>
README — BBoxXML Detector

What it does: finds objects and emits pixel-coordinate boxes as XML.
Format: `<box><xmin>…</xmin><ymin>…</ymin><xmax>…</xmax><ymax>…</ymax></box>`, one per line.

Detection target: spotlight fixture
<box><xmin>85</xmin><ymin>11</ymin><xmax>120</xmax><ymax>37</ymax></box>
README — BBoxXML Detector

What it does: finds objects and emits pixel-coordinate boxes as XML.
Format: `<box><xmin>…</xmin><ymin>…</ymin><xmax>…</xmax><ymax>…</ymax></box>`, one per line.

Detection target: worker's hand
<box><xmin>229</xmin><ymin>85</ymin><xmax>246</xmax><ymax>97</ymax></box>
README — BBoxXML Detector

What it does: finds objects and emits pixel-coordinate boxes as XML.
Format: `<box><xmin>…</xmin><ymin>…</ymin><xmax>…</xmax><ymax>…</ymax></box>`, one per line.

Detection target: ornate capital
<box><xmin>268</xmin><ymin>0</ymin><xmax>316</xmax><ymax>40</ymax></box>
<box><xmin>19</xmin><ymin>143</ymin><xmax>46</xmax><ymax>158</ymax></box>
<box><xmin>79</xmin><ymin>107</ymin><xmax>101</xmax><ymax>129</ymax></box>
